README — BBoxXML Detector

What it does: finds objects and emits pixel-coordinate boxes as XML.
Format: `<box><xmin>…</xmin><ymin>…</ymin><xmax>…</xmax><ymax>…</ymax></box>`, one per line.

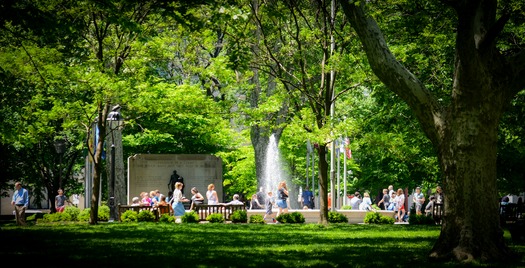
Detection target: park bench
<box><xmin>193</xmin><ymin>204</ymin><xmax>246</xmax><ymax>221</ymax></box>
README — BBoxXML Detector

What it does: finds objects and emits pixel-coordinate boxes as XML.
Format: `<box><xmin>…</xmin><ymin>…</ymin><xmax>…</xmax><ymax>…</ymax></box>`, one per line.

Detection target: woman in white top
<box><xmin>396</xmin><ymin>188</ymin><xmax>406</xmax><ymax>222</ymax></box>
<box><xmin>206</xmin><ymin>183</ymin><xmax>219</xmax><ymax>205</ymax></box>
<box><xmin>171</xmin><ymin>182</ymin><xmax>189</xmax><ymax>219</ymax></box>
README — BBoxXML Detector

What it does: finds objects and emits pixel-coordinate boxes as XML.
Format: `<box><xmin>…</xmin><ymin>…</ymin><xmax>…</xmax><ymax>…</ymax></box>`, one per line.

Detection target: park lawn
<box><xmin>0</xmin><ymin>222</ymin><xmax>523</xmax><ymax>267</ymax></box>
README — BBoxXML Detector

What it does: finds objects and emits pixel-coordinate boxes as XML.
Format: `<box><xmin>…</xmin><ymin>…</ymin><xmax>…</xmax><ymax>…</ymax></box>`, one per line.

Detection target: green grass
<box><xmin>0</xmin><ymin>221</ymin><xmax>523</xmax><ymax>267</ymax></box>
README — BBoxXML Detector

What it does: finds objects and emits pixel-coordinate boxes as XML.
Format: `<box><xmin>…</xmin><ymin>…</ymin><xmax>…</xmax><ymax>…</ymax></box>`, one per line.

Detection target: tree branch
<box><xmin>339</xmin><ymin>0</ymin><xmax>443</xmax><ymax>145</ymax></box>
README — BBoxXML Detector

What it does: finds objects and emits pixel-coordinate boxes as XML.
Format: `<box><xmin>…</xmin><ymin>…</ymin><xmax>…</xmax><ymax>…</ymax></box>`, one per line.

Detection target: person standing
<box><xmin>55</xmin><ymin>188</ymin><xmax>68</xmax><ymax>213</ymax></box>
<box><xmin>377</xmin><ymin>188</ymin><xmax>390</xmax><ymax>210</ymax></box>
<box><xmin>263</xmin><ymin>191</ymin><xmax>276</xmax><ymax>223</ymax></box>
<box><xmin>256</xmin><ymin>187</ymin><xmax>266</xmax><ymax>209</ymax></box>
<box><xmin>276</xmin><ymin>181</ymin><xmax>289</xmax><ymax>218</ymax></box>
<box><xmin>302</xmin><ymin>187</ymin><xmax>314</xmax><ymax>209</ymax></box>
<box><xmin>11</xmin><ymin>182</ymin><xmax>29</xmax><ymax>226</ymax></box>
<box><xmin>206</xmin><ymin>184</ymin><xmax>219</xmax><ymax>205</ymax></box>
<box><xmin>396</xmin><ymin>188</ymin><xmax>406</xmax><ymax>222</ymax></box>
<box><xmin>412</xmin><ymin>186</ymin><xmax>425</xmax><ymax>215</ymax></box>
<box><xmin>171</xmin><ymin>182</ymin><xmax>189</xmax><ymax>222</ymax></box>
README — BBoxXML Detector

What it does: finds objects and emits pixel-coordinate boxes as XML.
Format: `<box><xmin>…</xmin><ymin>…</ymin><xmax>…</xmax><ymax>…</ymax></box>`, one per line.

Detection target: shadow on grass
<box><xmin>0</xmin><ymin>222</ymin><xmax>523</xmax><ymax>267</ymax></box>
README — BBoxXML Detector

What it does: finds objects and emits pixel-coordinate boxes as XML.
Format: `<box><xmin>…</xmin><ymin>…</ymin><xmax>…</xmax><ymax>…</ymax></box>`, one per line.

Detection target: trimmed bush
<box><xmin>64</xmin><ymin>206</ymin><xmax>81</xmax><ymax>221</ymax></box>
<box><xmin>276</xmin><ymin>212</ymin><xmax>305</xmax><ymax>224</ymax></box>
<box><xmin>341</xmin><ymin>205</ymin><xmax>352</xmax><ymax>210</ymax></box>
<box><xmin>137</xmin><ymin>210</ymin><xmax>156</xmax><ymax>222</ymax></box>
<box><xmin>408</xmin><ymin>213</ymin><xmax>435</xmax><ymax>225</ymax></box>
<box><xmin>159</xmin><ymin>213</ymin><xmax>175</xmax><ymax>223</ymax></box>
<box><xmin>249</xmin><ymin>214</ymin><xmax>265</xmax><ymax>224</ymax></box>
<box><xmin>181</xmin><ymin>211</ymin><xmax>200</xmax><ymax>223</ymax></box>
<box><xmin>364</xmin><ymin>212</ymin><xmax>395</xmax><ymax>224</ymax></box>
<box><xmin>97</xmin><ymin>205</ymin><xmax>110</xmax><ymax>221</ymax></box>
<box><xmin>206</xmin><ymin>213</ymin><xmax>225</xmax><ymax>223</ymax></box>
<box><xmin>328</xmin><ymin>211</ymin><xmax>348</xmax><ymax>223</ymax></box>
<box><xmin>231</xmin><ymin>210</ymin><xmax>248</xmax><ymax>223</ymax></box>
<box><xmin>121</xmin><ymin>210</ymin><xmax>138</xmax><ymax>222</ymax></box>
<box><xmin>77</xmin><ymin>208</ymin><xmax>91</xmax><ymax>222</ymax></box>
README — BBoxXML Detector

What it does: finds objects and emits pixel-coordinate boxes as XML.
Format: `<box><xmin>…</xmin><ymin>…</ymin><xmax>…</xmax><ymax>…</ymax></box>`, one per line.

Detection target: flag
<box><xmin>344</xmin><ymin>137</ymin><xmax>352</xmax><ymax>159</ymax></box>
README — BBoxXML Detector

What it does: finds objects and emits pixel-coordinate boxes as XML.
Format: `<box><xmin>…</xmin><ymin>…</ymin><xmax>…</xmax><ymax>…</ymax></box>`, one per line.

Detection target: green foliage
<box><xmin>328</xmin><ymin>211</ymin><xmax>348</xmax><ymax>223</ymax></box>
<box><xmin>120</xmin><ymin>210</ymin><xmax>138</xmax><ymax>223</ymax></box>
<box><xmin>363</xmin><ymin>212</ymin><xmax>395</xmax><ymax>224</ymax></box>
<box><xmin>158</xmin><ymin>213</ymin><xmax>175</xmax><ymax>223</ymax></box>
<box><xmin>97</xmin><ymin>205</ymin><xmax>110</xmax><ymax>221</ymax></box>
<box><xmin>77</xmin><ymin>208</ymin><xmax>90</xmax><ymax>222</ymax></box>
<box><xmin>64</xmin><ymin>206</ymin><xmax>81</xmax><ymax>221</ymax></box>
<box><xmin>409</xmin><ymin>213</ymin><xmax>435</xmax><ymax>225</ymax></box>
<box><xmin>181</xmin><ymin>211</ymin><xmax>200</xmax><ymax>223</ymax></box>
<box><xmin>249</xmin><ymin>214</ymin><xmax>265</xmax><ymax>224</ymax></box>
<box><xmin>137</xmin><ymin>210</ymin><xmax>156</xmax><ymax>222</ymax></box>
<box><xmin>276</xmin><ymin>212</ymin><xmax>305</xmax><ymax>224</ymax></box>
<box><xmin>231</xmin><ymin>210</ymin><xmax>248</xmax><ymax>223</ymax></box>
<box><xmin>341</xmin><ymin>205</ymin><xmax>352</xmax><ymax>210</ymax></box>
<box><xmin>40</xmin><ymin>212</ymin><xmax>72</xmax><ymax>222</ymax></box>
<box><xmin>206</xmin><ymin>213</ymin><xmax>225</xmax><ymax>223</ymax></box>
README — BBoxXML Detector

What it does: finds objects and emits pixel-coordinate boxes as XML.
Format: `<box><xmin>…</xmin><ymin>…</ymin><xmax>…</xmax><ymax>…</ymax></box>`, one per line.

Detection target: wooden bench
<box><xmin>193</xmin><ymin>204</ymin><xmax>246</xmax><ymax>221</ymax></box>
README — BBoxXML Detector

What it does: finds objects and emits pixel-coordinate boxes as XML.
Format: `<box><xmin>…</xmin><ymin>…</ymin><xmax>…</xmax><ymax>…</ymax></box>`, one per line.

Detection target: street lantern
<box><xmin>54</xmin><ymin>139</ymin><xmax>67</xmax><ymax>189</ymax></box>
<box><xmin>107</xmin><ymin>105</ymin><xmax>123</xmax><ymax>222</ymax></box>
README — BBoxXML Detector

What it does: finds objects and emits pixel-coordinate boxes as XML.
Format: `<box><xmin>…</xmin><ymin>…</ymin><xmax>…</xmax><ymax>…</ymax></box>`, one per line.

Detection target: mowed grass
<box><xmin>0</xmin><ymin>222</ymin><xmax>523</xmax><ymax>267</ymax></box>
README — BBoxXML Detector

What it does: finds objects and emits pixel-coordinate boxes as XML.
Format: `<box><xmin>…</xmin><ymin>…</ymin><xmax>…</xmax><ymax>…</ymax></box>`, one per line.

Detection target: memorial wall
<box><xmin>127</xmin><ymin>154</ymin><xmax>223</xmax><ymax>205</ymax></box>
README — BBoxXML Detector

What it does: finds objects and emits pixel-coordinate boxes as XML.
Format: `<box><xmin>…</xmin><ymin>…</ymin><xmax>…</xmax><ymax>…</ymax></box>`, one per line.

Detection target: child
<box><xmin>263</xmin><ymin>191</ymin><xmax>276</xmax><ymax>223</ymax></box>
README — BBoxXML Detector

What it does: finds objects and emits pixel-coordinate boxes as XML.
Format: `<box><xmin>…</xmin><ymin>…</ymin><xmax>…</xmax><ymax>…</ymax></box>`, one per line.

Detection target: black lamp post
<box><xmin>54</xmin><ymin>139</ymin><xmax>67</xmax><ymax>189</ymax></box>
<box><xmin>107</xmin><ymin>105</ymin><xmax>123</xmax><ymax>222</ymax></box>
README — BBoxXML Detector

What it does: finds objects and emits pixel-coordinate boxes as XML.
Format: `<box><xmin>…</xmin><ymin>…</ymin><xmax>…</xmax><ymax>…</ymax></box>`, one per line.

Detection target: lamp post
<box><xmin>54</xmin><ymin>139</ymin><xmax>67</xmax><ymax>189</ymax></box>
<box><xmin>107</xmin><ymin>105</ymin><xmax>123</xmax><ymax>222</ymax></box>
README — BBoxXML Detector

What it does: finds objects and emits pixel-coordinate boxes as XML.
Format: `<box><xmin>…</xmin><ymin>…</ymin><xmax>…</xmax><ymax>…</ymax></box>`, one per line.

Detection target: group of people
<box><xmin>372</xmin><ymin>185</ymin><xmax>444</xmax><ymax>222</ymax></box>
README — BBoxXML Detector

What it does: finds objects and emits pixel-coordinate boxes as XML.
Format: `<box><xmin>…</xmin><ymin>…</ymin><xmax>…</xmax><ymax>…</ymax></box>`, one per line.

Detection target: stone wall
<box><xmin>127</xmin><ymin>154</ymin><xmax>223</xmax><ymax>205</ymax></box>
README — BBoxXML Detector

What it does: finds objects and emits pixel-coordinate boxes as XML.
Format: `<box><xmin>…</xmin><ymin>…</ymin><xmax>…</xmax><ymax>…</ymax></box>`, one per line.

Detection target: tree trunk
<box><xmin>317</xmin><ymin>144</ymin><xmax>329</xmax><ymax>224</ymax></box>
<box><xmin>431</xmin><ymin>98</ymin><xmax>512</xmax><ymax>261</ymax></box>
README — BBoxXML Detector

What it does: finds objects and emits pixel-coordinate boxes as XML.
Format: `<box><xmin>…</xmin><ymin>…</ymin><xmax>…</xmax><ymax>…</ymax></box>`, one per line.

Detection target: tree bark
<box><xmin>340</xmin><ymin>0</ymin><xmax>525</xmax><ymax>262</ymax></box>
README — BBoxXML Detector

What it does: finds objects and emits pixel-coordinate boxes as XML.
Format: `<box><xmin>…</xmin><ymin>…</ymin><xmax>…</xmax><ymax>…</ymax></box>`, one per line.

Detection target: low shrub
<box><xmin>206</xmin><ymin>213</ymin><xmax>225</xmax><ymax>223</ymax></box>
<box><xmin>341</xmin><ymin>205</ymin><xmax>352</xmax><ymax>210</ymax></box>
<box><xmin>181</xmin><ymin>211</ymin><xmax>200</xmax><ymax>223</ymax></box>
<box><xmin>97</xmin><ymin>205</ymin><xmax>110</xmax><ymax>221</ymax></box>
<box><xmin>328</xmin><ymin>211</ymin><xmax>348</xmax><ymax>223</ymax></box>
<box><xmin>231</xmin><ymin>210</ymin><xmax>248</xmax><ymax>223</ymax></box>
<box><xmin>408</xmin><ymin>213</ymin><xmax>435</xmax><ymax>225</ymax></box>
<box><xmin>137</xmin><ymin>210</ymin><xmax>156</xmax><ymax>222</ymax></box>
<box><xmin>40</xmin><ymin>212</ymin><xmax>73</xmax><ymax>223</ymax></box>
<box><xmin>120</xmin><ymin>210</ymin><xmax>138</xmax><ymax>222</ymax></box>
<box><xmin>64</xmin><ymin>206</ymin><xmax>81</xmax><ymax>221</ymax></box>
<box><xmin>77</xmin><ymin>208</ymin><xmax>90</xmax><ymax>222</ymax></box>
<box><xmin>364</xmin><ymin>212</ymin><xmax>395</xmax><ymax>224</ymax></box>
<box><xmin>249</xmin><ymin>214</ymin><xmax>265</xmax><ymax>224</ymax></box>
<box><xmin>276</xmin><ymin>212</ymin><xmax>305</xmax><ymax>224</ymax></box>
<box><xmin>159</xmin><ymin>213</ymin><xmax>175</xmax><ymax>223</ymax></box>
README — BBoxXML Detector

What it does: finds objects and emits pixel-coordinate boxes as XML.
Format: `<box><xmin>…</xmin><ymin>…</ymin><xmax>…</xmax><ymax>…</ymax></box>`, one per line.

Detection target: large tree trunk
<box><xmin>340</xmin><ymin>0</ymin><xmax>525</xmax><ymax>262</ymax></box>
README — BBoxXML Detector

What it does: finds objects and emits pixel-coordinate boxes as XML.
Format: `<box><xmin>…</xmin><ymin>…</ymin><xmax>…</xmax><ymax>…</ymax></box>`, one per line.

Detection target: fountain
<box><xmin>261</xmin><ymin>134</ymin><xmax>294</xmax><ymax>208</ymax></box>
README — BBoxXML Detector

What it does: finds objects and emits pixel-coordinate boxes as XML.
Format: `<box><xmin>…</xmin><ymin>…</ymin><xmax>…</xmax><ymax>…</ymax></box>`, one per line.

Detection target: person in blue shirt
<box><xmin>11</xmin><ymin>181</ymin><xmax>29</xmax><ymax>226</ymax></box>
<box><xmin>302</xmin><ymin>187</ymin><xmax>314</xmax><ymax>209</ymax></box>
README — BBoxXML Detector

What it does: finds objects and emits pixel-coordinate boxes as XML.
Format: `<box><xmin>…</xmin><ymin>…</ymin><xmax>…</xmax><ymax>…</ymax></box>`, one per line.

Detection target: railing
<box><xmin>193</xmin><ymin>204</ymin><xmax>246</xmax><ymax>221</ymax></box>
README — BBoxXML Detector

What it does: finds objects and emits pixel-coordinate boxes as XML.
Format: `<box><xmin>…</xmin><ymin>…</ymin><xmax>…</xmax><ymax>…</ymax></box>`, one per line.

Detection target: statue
<box><xmin>168</xmin><ymin>170</ymin><xmax>184</xmax><ymax>194</ymax></box>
